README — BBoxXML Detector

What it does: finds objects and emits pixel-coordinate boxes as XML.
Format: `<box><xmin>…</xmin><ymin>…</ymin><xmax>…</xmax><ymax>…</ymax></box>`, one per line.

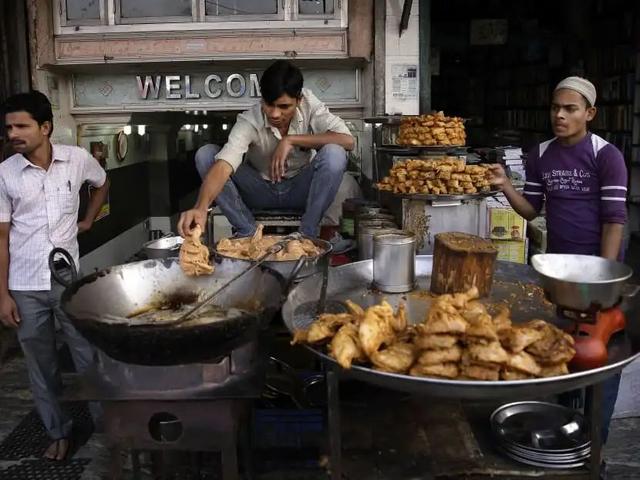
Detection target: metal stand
<box><xmin>585</xmin><ymin>382</ymin><xmax>604</xmax><ymax>480</ymax></box>
<box><xmin>105</xmin><ymin>399</ymin><xmax>249</xmax><ymax>480</ymax></box>
<box><xmin>326</xmin><ymin>370</ymin><xmax>606</xmax><ymax>480</ymax></box>
<box><xmin>327</xmin><ymin>368</ymin><xmax>342</xmax><ymax>480</ymax></box>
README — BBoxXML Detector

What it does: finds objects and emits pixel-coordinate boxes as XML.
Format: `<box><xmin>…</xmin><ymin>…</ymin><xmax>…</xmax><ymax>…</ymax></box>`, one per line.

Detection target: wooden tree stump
<box><xmin>430</xmin><ymin>232</ymin><xmax>498</xmax><ymax>297</ymax></box>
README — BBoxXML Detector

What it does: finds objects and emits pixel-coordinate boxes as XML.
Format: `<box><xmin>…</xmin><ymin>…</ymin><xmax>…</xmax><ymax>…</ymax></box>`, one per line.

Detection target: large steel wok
<box><xmin>282</xmin><ymin>256</ymin><xmax>640</xmax><ymax>400</ymax></box>
<box><xmin>54</xmin><ymin>250</ymin><xmax>286</xmax><ymax>366</ymax></box>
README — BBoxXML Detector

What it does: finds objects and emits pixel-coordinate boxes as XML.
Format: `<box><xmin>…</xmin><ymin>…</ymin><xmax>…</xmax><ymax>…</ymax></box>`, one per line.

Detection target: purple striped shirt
<box><xmin>523</xmin><ymin>133</ymin><xmax>627</xmax><ymax>256</ymax></box>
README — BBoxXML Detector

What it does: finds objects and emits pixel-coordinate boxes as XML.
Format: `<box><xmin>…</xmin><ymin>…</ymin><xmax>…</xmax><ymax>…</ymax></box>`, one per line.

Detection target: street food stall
<box><xmin>52</xmin><ymin>218</ymin><xmax>640</xmax><ymax>479</ymax></box>
<box><xmin>282</xmin><ymin>235</ymin><xmax>640</xmax><ymax>480</ymax></box>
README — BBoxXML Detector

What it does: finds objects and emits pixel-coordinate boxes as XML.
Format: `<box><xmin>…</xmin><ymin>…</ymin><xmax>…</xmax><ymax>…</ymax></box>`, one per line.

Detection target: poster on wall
<box><xmin>391</xmin><ymin>64</ymin><xmax>418</xmax><ymax>100</ymax></box>
<box><xmin>470</xmin><ymin>19</ymin><xmax>508</xmax><ymax>46</ymax></box>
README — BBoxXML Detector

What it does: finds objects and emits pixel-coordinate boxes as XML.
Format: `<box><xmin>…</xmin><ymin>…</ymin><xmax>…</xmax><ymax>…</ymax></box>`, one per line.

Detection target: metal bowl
<box><xmin>60</xmin><ymin>257</ymin><xmax>284</xmax><ymax>365</ymax></box>
<box><xmin>215</xmin><ymin>236</ymin><xmax>332</xmax><ymax>281</ymax></box>
<box><xmin>531</xmin><ymin>254</ymin><xmax>635</xmax><ymax>311</ymax></box>
<box><xmin>282</xmin><ymin>256</ymin><xmax>640</xmax><ymax>400</ymax></box>
<box><xmin>490</xmin><ymin>401</ymin><xmax>590</xmax><ymax>453</ymax></box>
<box><xmin>142</xmin><ymin>235</ymin><xmax>184</xmax><ymax>259</ymax></box>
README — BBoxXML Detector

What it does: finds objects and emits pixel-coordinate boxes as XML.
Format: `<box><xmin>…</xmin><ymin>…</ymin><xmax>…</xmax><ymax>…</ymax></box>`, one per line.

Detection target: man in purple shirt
<box><xmin>490</xmin><ymin>76</ymin><xmax>628</xmax><ymax>447</ymax></box>
<box><xmin>491</xmin><ymin>76</ymin><xmax>627</xmax><ymax>259</ymax></box>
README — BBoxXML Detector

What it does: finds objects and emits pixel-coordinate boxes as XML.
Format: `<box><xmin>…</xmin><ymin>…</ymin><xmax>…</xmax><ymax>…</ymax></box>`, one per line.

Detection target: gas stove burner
<box><xmin>563</xmin><ymin>307</ymin><xmax>627</xmax><ymax>371</ymax></box>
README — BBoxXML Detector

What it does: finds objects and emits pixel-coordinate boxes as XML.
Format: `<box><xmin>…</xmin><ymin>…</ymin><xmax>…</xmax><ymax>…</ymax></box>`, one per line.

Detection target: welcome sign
<box><xmin>136</xmin><ymin>73</ymin><xmax>261</xmax><ymax>100</ymax></box>
<box><xmin>72</xmin><ymin>69</ymin><xmax>360</xmax><ymax>111</ymax></box>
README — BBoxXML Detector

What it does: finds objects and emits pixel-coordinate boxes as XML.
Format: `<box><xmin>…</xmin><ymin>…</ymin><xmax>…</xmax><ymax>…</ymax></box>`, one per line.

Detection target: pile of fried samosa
<box><xmin>292</xmin><ymin>287</ymin><xmax>575</xmax><ymax>380</ymax></box>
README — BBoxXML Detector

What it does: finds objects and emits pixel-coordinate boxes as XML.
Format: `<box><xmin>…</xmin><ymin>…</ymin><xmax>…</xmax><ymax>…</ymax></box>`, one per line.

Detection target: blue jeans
<box><xmin>559</xmin><ymin>373</ymin><xmax>621</xmax><ymax>444</ymax></box>
<box><xmin>195</xmin><ymin>143</ymin><xmax>347</xmax><ymax>237</ymax></box>
<box><xmin>195</xmin><ymin>144</ymin><xmax>222</xmax><ymax>180</ymax></box>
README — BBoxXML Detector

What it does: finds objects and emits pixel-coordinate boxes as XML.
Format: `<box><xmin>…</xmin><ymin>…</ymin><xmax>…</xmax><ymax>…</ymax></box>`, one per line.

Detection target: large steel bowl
<box><xmin>215</xmin><ymin>236</ymin><xmax>332</xmax><ymax>281</ymax></box>
<box><xmin>60</xmin><ymin>256</ymin><xmax>285</xmax><ymax>365</ymax></box>
<box><xmin>282</xmin><ymin>256</ymin><xmax>640</xmax><ymax>400</ymax></box>
<box><xmin>531</xmin><ymin>254</ymin><xmax>636</xmax><ymax>312</ymax></box>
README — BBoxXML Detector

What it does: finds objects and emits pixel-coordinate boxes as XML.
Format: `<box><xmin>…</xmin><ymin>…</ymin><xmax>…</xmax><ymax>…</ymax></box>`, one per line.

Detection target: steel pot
<box><xmin>49</xmin><ymin>248</ymin><xmax>286</xmax><ymax>365</ymax></box>
<box><xmin>357</xmin><ymin>226</ymin><xmax>403</xmax><ymax>261</ymax></box>
<box><xmin>531</xmin><ymin>254</ymin><xmax>639</xmax><ymax>312</ymax></box>
<box><xmin>142</xmin><ymin>235</ymin><xmax>184</xmax><ymax>259</ymax></box>
<box><xmin>355</xmin><ymin>213</ymin><xmax>396</xmax><ymax>236</ymax></box>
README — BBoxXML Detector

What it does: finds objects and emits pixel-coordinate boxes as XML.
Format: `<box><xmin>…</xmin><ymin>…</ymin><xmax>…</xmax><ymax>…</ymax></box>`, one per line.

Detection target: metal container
<box><xmin>142</xmin><ymin>235</ymin><xmax>184</xmax><ymax>259</ymax></box>
<box><xmin>340</xmin><ymin>199</ymin><xmax>380</xmax><ymax>238</ymax></box>
<box><xmin>356</xmin><ymin>205</ymin><xmax>390</xmax><ymax>217</ymax></box>
<box><xmin>358</xmin><ymin>226</ymin><xmax>403</xmax><ymax>261</ymax></box>
<box><xmin>373</xmin><ymin>232</ymin><xmax>416</xmax><ymax>293</ymax></box>
<box><xmin>531</xmin><ymin>254</ymin><xmax>639</xmax><ymax>312</ymax></box>
<box><xmin>491</xmin><ymin>401</ymin><xmax>590</xmax><ymax>469</ymax></box>
<box><xmin>282</xmin><ymin>256</ymin><xmax>640</xmax><ymax>400</ymax></box>
<box><xmin>355</xmin><ymin>213</ymin><xmax>396</xmax><ymax>236</ymax></box>
<box><xmin>215</xmin><ymin>237</ymin><xmax>332</xmax><ymax>282</ymax></box>
<box><xmin>358</xmin><ymin>219</ymin><xmax>397</xmax><ymax>237</ymax></box>
<box><xmin>56</xmin><ymin>255</ymin><xmax>284</xmax><ymax>365</ymax></box>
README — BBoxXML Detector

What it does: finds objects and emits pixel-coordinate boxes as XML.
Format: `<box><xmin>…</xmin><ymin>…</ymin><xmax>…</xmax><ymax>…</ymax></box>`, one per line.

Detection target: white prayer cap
<box><xmin>554</xmin><ymin>76</ymin><xmax>597</xmax><ymax>106</ymax></box>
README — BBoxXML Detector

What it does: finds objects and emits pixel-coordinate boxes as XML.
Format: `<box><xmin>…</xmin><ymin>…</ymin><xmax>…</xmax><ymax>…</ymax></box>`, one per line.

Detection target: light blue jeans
<box><xmin>195</xmin><ymin>143</ymin><xmax>347</xmax><ymax>237</ymax></box>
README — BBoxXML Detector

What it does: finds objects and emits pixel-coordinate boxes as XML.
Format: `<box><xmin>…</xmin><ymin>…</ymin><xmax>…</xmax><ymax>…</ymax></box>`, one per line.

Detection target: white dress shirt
<box><xmin>0</xmin><ymin>144</ymin><xmax>107</xmax><ymax>290</ymax></box>
<box><xmin>216</xmin><ymin>88</ymin><xmax>353</xmax><ymax>179</ymax></box>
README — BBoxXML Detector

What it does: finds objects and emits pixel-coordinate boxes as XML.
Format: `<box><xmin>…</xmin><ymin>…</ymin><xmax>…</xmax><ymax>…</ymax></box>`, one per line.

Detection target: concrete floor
<box><xmin>0</xmin><ymin>353</ymin><xmax>639</xmax><ymax>479</ymax></box>
<box><xmin>1</xmin><ymin>242</ymin><xmax>640</xmax><ymax>478</ymax></box>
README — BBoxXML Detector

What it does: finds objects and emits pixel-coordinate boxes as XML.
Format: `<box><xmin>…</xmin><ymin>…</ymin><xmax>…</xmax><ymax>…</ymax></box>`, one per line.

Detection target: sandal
<box><xmin>43</xmin><ymin>437</ymin><xmax>72</xmax><ymax>461</ymax></box>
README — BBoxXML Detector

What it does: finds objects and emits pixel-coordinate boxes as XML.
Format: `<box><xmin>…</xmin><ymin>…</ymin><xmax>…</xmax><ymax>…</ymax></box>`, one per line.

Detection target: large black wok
<box><xmin>51</xmin><ymin>248</ymin><xmax>287</xmax><ymax>365</ymax></box>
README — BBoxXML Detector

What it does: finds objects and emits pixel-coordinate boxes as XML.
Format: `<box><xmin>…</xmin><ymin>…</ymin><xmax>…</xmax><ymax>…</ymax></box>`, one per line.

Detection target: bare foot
<box><xmin>43</xmin><ymin>438</ymin><xmax>70</xmax><ymax>461</ymax></box>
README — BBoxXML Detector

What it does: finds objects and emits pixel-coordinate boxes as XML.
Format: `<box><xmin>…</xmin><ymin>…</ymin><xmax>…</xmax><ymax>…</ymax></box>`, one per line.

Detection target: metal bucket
<box><xmin>355</xmin><ymin>213</ymin><xmax>396</xmax><ymax>236</ymax></box>
<box><xmin>358</xmin><ymin>226</ymin><xmax>403</xmax><ymax>261</ymax></box>
<box><xmin>373</xmin><ymin>232</ymin><xmax>416</xmax><ymax>293</ymax></box>
<box><xmin>341</xmin><ymin>199</ymin><xmax>380</xmax><ymax>238</ymax></box>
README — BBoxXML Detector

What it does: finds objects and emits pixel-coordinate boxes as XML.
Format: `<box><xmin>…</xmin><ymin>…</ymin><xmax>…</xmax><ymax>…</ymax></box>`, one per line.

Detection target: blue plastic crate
<box><xmin>252</xmin><ymin>408</ymin><xmax>325</xmax><ymax>450</ymax></box>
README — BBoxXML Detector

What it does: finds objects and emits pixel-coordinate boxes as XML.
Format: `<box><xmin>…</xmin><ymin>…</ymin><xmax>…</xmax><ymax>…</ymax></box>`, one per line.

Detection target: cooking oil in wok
<box><xmin>126</xmin><ymin>292</ymin><xmax>253</xmax><ymax>326</ymax></box>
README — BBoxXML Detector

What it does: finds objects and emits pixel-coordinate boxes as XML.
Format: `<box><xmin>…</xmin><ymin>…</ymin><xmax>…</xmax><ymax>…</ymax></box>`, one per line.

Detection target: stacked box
<box><xmin>527</xmin><ymin>216</ymin><xmax>548</xmax><ymax>252</ymax></box>
<box><xmin>493</xmin><ymin>239</ymin><xmax>529</xmax><ymax>264</ymax></box>
<box><xmin>486</xmin><ymin>194</ymin><xmax>528</xmax><ymax>264</ymax></box>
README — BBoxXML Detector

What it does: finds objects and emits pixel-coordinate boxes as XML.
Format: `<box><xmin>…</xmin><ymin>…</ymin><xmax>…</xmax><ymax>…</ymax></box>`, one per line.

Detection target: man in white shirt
<box><xmin>0</xmin><ymin>91</ymin><xmax>109</xmax><ymax>461</ymax></box>
<box><xmin>178</xmin><ymin>60</ymin><xmax>355</xmax><ymax>238</ymax></box>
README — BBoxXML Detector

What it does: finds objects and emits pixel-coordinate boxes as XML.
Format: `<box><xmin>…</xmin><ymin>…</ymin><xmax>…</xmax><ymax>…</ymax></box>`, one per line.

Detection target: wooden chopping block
<box><xmin>430</xmin><ymin>232</ymin><xmax>498</xmax><ymax>297</ymax></box>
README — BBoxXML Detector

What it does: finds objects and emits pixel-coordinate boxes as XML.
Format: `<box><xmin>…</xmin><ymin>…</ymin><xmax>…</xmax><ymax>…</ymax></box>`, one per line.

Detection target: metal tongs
<box><xmin>172</xmin><ymin>232</ymin><xmax>304</xmax><ymax>326</ymax></box>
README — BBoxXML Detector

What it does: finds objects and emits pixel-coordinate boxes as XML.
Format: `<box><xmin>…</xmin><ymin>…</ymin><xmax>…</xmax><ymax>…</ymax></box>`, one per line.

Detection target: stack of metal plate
<box><xmin>490</xmin><ymin>401</ymin><xmax>591</xmax><ymax>469</ymax></box>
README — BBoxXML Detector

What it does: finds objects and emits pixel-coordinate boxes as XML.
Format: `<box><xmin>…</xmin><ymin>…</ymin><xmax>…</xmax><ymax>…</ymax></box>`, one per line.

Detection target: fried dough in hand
<box><xmin>179</xmin><ymin>225</ymin><xmax>214</xmax><ymax>276</ymax></box>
